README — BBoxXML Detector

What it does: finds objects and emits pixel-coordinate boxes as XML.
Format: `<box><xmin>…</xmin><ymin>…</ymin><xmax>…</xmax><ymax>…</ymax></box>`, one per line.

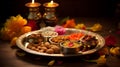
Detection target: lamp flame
<box><xmin>50</xmin><ymin>0</ymin><xmax>54</xmax><ymax>4</ymax></box>
<box><xmin>32</xmin><ymin>0</ymin><xmax>34</xmax><ymax>4</ymax></box>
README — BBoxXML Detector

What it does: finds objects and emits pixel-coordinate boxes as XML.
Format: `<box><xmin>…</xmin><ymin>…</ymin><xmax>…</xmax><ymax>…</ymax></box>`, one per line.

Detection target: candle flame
<box><xmin>50</xmin><ymin>0</ymin><xmax>54</xmax><ymax>4</ymax></box>
<box><xmin>32</xmin><ymin>0</ymin><xmax>34</xmax><ymax>4</ymax></box>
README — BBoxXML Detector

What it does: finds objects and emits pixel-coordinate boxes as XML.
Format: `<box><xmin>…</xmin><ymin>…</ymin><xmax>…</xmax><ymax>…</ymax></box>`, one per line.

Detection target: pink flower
<box><xmin>55</xmin><ymin>25</ymin><xmax>66</xmax><ymax>35</ymax></box>
<box><xmin>105</xmin><ymin>35</ymin><xmax>117</xmax><ymax>47</ymax></box>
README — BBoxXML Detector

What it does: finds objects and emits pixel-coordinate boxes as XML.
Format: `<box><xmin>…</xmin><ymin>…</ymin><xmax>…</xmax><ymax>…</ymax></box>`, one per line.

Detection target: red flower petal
<box><xmin>27</xmin><ymin>20</ymin><xmax>39</xmax><ymax>30</ymax></box>
<box><xmin>105</xmin><ymin>35</ymin><xmax>117</xmax><ymax>47</ymax></box>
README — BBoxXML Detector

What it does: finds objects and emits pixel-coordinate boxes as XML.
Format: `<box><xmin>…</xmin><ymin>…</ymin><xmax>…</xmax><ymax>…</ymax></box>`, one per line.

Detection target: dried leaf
<box><xmin>48</xmin><ymin>60</ymin><xmax>55</xmax><ymax>66</ymax></box>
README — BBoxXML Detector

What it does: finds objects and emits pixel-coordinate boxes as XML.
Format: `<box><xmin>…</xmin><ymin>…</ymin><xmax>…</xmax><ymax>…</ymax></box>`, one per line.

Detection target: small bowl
<box><xmin>41</xmin><ymin>31</ymin><xmax>58</xmax><ymax>41</ymax></box>
<box><xmin>49</xmin><ymin>37</ymin><xmax>59</xmax><ymax>45</ymax></box>
<box><xmin>60</xmin><ymin>41</ymin><xmax>82</xmax><ymax>54</ymax></box>
<box><xmin>41</xmin><ymin>31</ymin><xmax>58</xmax><ymax>37</ymax></box>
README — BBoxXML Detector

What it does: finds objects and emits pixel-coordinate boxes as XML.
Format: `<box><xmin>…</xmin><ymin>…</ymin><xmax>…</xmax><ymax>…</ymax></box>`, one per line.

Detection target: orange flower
<box><xmin>95</xmin><ymin>55</ymin><xmax>106</xmax><ymax>64</ymax></box>
<box><xmin>10</xmin><ymin>37</ymin><xmax>18</xmax><ymax>46</ymax></box>
<box><xmin>0</xmin><ymin>28</ymin><xmax>17</xmax><ymax>40</ymax></box>
<box><xmin>75</xmin><ymin>23</ymin><xmax>86</xmax><ymax>29</ymax></box>
<box><xmin>16</xmin><ymin>15</ymin><xmax>27</xmax><ymax>26</ymax></box>
<box><xmin>90</xmin><ymin>23</ymin><xmax>102</xmax><ymax>31</ymax></box>
<box><xmin>83</xmin><ymin>55</ymin><xmax>106</xmax><ymax>65</ymax></box>
<box><xmin>110</xmin><ymin>47</ymin><xmax>120</xmax><ymax>56</ymax></box>
<box><xmin>63</xmin><ymin>19</ymin><xmax>76</xmax><ymax>28</ymax></box>
<box><xmin>20</xmin><ymin>26</ymin><xmax>32</xmax><ymax>34</ymax></box>
<box><xmin>4</xmin><ymin>15</ymin><xmax>27</xmax><ymax>32</ymax></box>
<box><xmin>0</xmin><ymin>15</ymin><xmax>28</xmax><ymax>40</ymax></box>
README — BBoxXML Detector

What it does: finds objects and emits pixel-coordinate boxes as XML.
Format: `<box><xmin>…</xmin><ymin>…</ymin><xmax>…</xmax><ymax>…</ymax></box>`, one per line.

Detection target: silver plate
<box><xmin>16</xmin><ymin>27</ymin><xmax>105</xmax><ymax>57</ymax></box>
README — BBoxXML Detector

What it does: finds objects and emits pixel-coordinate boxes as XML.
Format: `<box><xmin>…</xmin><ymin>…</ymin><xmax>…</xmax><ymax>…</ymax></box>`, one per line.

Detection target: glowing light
<box><xmin>48</xmin><ymin>0</ymin><xmax>54</xmax><ymax>7</ymax></box>
<box><xmin>32</xmin><ymin>0</ymin><xmax>34</xmax><ymax>4</ymax></box>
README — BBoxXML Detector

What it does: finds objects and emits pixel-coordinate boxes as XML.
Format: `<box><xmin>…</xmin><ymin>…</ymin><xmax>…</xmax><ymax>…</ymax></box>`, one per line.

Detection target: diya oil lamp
<box><xmin>25</xmin><ymin>0</ymin><xmax>41</xmax><ymax>20</ymax></box>
<box><xmin>43</xmin><ymin>0</ymin><xmax>59</xmax><ymax>27</ymax></box>
<box><xmin>25</xmin><ymin>0</ymin><xmax>42</xmax><ymax>29</ymax></box>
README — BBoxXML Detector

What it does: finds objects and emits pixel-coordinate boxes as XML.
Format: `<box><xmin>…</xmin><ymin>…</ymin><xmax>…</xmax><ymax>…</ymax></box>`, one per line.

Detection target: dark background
<box><xmin>0</xmin><ymin>0</ymin><xmax>120</xmax><ymax>23</ymax></box>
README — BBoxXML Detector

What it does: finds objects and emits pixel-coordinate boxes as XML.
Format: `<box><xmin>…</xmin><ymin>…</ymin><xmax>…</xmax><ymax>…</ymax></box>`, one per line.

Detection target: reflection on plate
<box><xmin>16</xmin><ymin>27</ymin><xmax>105</xmax><ymax>57</ymax></box>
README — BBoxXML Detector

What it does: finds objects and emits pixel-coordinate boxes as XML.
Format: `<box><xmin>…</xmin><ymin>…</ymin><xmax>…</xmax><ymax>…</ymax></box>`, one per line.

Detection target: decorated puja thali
<box><xmin>16</xmin><ymin>27</ymin><xmax>105</xmax><ymax>57</ymax></box>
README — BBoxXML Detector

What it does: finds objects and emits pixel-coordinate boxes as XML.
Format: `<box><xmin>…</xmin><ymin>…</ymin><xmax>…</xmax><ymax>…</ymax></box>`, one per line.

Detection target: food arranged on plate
<box><xmin>68</xmin><ymin>33</ymin><xmax>85</xmax><ymax>41</ymax></box>
<box><xmin>49</xmin><ymin>35</ymin><xmax>69</xmax><ymax>44</ymax></box>
<box><xmin>23</xmin><ymin>33</ymin><xmax>44</xmax><ymax>44</ymax></box>
<box><xmin>60</xmin><ymin>41</ymin><xmax>82</xmax><ymax>54</ymax></box>
<box><xmin>79</xmin><ymin>35</ymin><xmax>98</xmax><ymax>51</ymax></box>
<box><xmin>27</xmin><ymin>42</ymin><xmax>60</xmax><ymax>54</ymax></box>
<box><xmin>16</xmin><ymin>27</ymin><xmax>105</xmax><ymax>56</ymax></box>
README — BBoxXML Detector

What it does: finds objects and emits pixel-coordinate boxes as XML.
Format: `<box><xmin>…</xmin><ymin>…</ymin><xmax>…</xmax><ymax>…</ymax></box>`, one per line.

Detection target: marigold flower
<box><xmin>90</xmin><ymin>23</ymin><xmax>102</xmax><ymax>31</ymax></box>
<box><xmin>62</xmin><ymin>19</ymin><xmax>76</xmax><ymax>28</ymax></box>
<box><xmin>95</xmin><ymin>55</ymin><xmax>106</xmax><ymax>64</ymax></box>
<box><xmin>4</xmin><ymin>15</ymin><xmax>27</xmax><ymax>32</ymax></box>
<box><xmin>0</xmin><ymin>14</ymin><xmax>28</xmax><ymax>40</ymax></box>
<box><xmin>83</xmin><ymin>55</ymin><xmax>106</xmax><ymax>65</ymax></box>
<box><xmin>110</xmin><ymin>47</ymin><xmax>120</xmax><ymax>56</ymax></box>
<box><xmin>0</xmin><ymin>28</ymin><xmax>17</xmax><ymax>40</ymax></box>
<box><xmin>10</xmin><ymin>37</ymin><xmax>18</xmax><ymax>46</ymax></box>
<box><xmin>20</xmin><ymin>26</ymin><xmax>32</xmax><ymax>34</ymax></box>
<box><xmin>75</xmin><ymin>23</ymin><xmax>86</xmax><ymax>30</ymax></box>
